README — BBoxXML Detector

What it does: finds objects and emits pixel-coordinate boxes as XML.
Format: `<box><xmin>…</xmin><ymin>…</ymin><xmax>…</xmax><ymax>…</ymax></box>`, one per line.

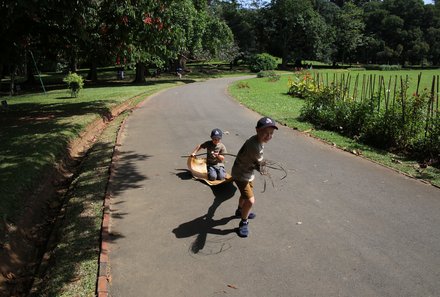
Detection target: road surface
<box><xmin>108</xmin><ymin>77</ymin><xmax>440</xmax><ymax>297</ymax></box>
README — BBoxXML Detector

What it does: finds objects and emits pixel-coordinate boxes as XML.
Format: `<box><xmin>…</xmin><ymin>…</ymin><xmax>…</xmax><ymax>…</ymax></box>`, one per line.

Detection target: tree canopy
<box><xmin>1</xmin><ymin>0</ymin><xmax>440</xmax><ymax>84</ymax></box>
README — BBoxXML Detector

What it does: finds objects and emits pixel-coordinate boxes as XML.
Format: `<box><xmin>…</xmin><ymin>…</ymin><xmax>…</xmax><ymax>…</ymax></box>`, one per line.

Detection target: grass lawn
<box><xmin>30</xmin><ymin>111</ymin><xmax>130</xmax><ymax>297</ymax></box>
<box><xmin>229</xmin><ymin>69</ymin><xmax>440</xmax><ymax>187</ymax></box>
<box><xmin>0</xmin><ymin>66</ymin><xmax>253</xmax><ymax>296</ymax></box>
<box><xmin>1</xmin><ymin>66</ymin><xmax>438</xmax><ymax>296</ymax></box>
<box><xmin>304</xmin><ymin>68</ymin><xmax>440</xmax><ymax>95</ymax></box>
<box><xmin>0</xmin><ymin>81</ymin><xmax>180</xmax><ymax>221</ymax></box>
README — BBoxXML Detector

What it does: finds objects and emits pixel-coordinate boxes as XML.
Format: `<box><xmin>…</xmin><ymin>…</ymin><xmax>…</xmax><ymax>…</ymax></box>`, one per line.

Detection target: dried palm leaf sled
<box><xmin>186</xmin><ymin>156</ymin><xmax>233</xmax><ymax>186</ymax></box>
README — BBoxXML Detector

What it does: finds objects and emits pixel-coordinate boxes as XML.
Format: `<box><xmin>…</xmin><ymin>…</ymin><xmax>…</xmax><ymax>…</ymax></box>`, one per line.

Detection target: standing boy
<box><xmin>191</xmin><ymin>129</ymin><xmax>227</xmax><ymax>181</ymax></box>
<box><xmin>231</xmin><ymin>117</ymin><xmax>278</xmax><ymax>237</ymax></box>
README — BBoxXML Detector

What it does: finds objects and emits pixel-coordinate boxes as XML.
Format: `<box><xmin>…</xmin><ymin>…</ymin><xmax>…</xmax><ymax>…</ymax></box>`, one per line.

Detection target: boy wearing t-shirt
<box><xmin>191</xmin><ymin>128</ymin><xmax>227</xmax><ymax>181</ymax></box>
<box><xmin>231</xmin><ymin>117</ymin><xmax>278</xmax><ymax>237</ymax></box>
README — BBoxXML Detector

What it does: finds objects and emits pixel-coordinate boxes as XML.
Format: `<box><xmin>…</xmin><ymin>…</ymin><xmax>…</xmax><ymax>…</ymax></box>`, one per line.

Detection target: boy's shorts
<box><xmin>234</xmin><ymin>180</ymin><xmax>254</xmax><ymax>200</ymax></box>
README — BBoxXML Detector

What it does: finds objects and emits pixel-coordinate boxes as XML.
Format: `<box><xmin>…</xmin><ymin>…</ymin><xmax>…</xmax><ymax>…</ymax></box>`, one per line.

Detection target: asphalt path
<box><xmin>108</xmin><ymin>77</ymin><xmax>440</xmax><ymax>297</ymax></box>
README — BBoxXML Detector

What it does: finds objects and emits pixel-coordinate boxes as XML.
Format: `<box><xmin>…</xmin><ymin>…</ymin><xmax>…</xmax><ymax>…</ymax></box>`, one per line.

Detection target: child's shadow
<box><xmin>172</xmin><ymin>182</ymin><xmax>237</xmax><ymax>254</ymax></box>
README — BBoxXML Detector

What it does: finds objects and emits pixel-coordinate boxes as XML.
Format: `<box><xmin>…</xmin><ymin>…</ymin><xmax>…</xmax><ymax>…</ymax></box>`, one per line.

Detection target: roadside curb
<box><xmin>97</xmin><ymin>198</ymin><xmax>111</xmax><ymax>296</ymax></box>
<box><xmin>97</xmin><ymin>112</ymin><xmax>128</xmax><ymax>297</ymax></box>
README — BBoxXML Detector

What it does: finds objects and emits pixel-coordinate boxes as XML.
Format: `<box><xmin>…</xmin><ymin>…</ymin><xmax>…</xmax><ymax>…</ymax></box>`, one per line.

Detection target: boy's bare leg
<box><xmin>239</xmin><ymin>196</ymin><xmax>255</xmax><ymax>220</ymax></box>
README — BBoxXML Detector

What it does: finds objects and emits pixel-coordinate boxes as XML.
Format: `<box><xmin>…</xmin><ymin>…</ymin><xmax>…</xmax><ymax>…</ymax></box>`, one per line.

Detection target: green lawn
<box><xmin>305</xmin><ymin>68</ymin><xmax>439</xmax><ymax>96</ymax></box>
<box><xmin>229</xmin><ymin>69</ymin><xmax>440</xmax><ymax>187</ymax></box>
<box><xmin>1</xmin><ymin>66</ymin><xmax>439</xmax><ymax>296</ymax></box>
<box><xmin>0</xmin><ymin>82</ymin><xmax>179</xmax><ymax>220</ymax></box>
<box><xmin>0</xmin><ymin>63</ymin><xmax>255</xmax><ymax>220</ymax></box>
<box><xmin>31</xmin><ymin>111</ymin><xmax>129</xmax><ymax>297</ymax></box>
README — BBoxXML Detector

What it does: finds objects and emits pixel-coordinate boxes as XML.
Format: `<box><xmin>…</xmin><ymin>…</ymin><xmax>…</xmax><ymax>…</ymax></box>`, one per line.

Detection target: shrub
<box><xmin>287</xmin><ymin>72</ymin><xmax>317</xmax><ymax>99</ymax></box>
<box><xmin>63</xmin><ymin>72</ymin><xmax>84</xmax><ymax>97</ymax></box>
<box><xmin>257</xmin><ymin>70</ymin><xmax>280</xmax><ymax>82</ymax></box>
<box><xmin>249</xmin><ymin>53</ymin><xmax>278</xmax><ymax>73</ymax></box>
<box><xmin>299</xmin><ymin>73</ymin><xmax>438</xmax><ymax>161</ymax></box>
<box><xmin>412</xmin><ymin>116</ymin><xmax>440</xmax><ymax>161</ymax></box>
<box><xmin>300</xmin><ymin>86</ymin><xmax>341</xmax><ymax>129</ymax></box>
<box><xmin>379</xmin><ymin>64</ymin><xmax>402</xmax><ymax>71</ymax></box>
<box><xmin>347</xmin><ymin>67</ymin><xmax>366</xmax><ymax>71</ymax></box>
<box><xmin>237</xmin><ymin>82</ymin><xmax>250</xmax><ymax>89</ymax></box>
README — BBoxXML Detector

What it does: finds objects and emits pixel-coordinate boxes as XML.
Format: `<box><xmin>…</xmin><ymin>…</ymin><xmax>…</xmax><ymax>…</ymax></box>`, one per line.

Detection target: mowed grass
<box><xmin>310</xmin><ymin>68</ymin><xmax>440</xmax><ymax>97</ymax></box>
<box><xmin>229</xmin><ymin>69</ymin><xmax>440</xmax><ymax>187</ymax></box>
<box><xmin>0</xmin><ymin>66</ymin><xmax>252</xmax><ymax>296</ymax></box>
<box><xmin>30</xmin><ymin>111</ymin><xmax>130</xmax><ymax>297</ymax></box>
<box><xmin>0</xmin><ymin>82</ymin><xmax>179</xmax><ymax>221</ymax></box>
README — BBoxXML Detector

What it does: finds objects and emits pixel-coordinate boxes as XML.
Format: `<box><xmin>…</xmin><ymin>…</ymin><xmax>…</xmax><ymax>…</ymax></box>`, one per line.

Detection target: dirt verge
<box><xmin>0</xmin><ymin>94</ymin><xmax>146</xmax><ymax>297</ymax></box>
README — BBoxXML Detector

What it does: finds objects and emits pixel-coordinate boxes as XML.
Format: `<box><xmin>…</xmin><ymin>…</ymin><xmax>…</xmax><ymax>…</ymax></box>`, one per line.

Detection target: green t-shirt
<box><xmin>200</xmin><ymin>140</ymin><xmax>227</xmax><ymax>167</ymax></box>
<box><xmin>231</xmin><ymin>135</ymin><xmax>263</xmax><ymax>182</ymax></box>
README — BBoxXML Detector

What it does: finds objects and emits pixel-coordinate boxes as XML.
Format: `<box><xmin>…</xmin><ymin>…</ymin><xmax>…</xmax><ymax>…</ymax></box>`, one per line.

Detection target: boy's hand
<box><xmin>211</xmin><ymin>151</ymin><xmax>218</xmax><ymax>158</ymax></box>
<box><xmin>212</xmin><ymin>151</ymin><xmax>223</xmax><ymax>160</ymax></box>
<box><xmin>255</xmin><ymin>160</ymin><xmax>268</xmax><ymax>175</ymax></box>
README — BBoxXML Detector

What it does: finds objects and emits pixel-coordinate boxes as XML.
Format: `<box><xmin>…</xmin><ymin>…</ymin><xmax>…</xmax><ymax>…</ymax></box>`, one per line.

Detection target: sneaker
<box><xmin>235</xmin><ymin>208</ymin><xmax>256</xmax><ymax>219</ymax></box>
<box><xmin>238</xmin><ymin>220</ymin><xmax>249</xmax><ymax>238</ymax></box>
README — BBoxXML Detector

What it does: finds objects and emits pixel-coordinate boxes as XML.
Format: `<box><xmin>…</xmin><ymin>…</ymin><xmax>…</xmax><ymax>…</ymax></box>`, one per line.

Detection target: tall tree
<box><xmin>217</xmin><ymin>1</ymin><xmax>260</xmax><ymax>53</ymax></box>
<box><xmin>99</xmin><ymin>0</ymin><xmax>178</xmax><ymax>82</ymax></box>
<box><xmin>0</xmin><ymin>0</ymin><xmax>42</xmax><ymax>92</ymax></box>
<box><xmin>268</xmin><ymin>0</ymin><xmax>329</xmax><ymax>67</ymax></box>
<box><xmin>333</xmin><ymin>2</ymin><xmax>365</xmax><ymax>64</ymax></box>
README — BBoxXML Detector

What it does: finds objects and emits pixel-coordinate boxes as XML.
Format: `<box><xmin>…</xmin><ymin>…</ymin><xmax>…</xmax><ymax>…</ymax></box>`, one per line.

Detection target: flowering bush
<box><xmin>298</xmin><ymin>73</ymin><xmax>438</xmax><ymax>163</ymax></box>
<box><xmin>287</xmin><ymin>72</ymin><xmax>317</xmax><ymax>98</ymax></box>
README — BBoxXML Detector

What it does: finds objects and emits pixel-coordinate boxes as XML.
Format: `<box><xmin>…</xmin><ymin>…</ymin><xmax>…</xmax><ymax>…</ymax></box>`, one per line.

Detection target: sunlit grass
<box><xmin>0</xmin><ymin>82</ymin><xmax>178</xmax><ymax>220</ymax></box>
<box><xmin>33</xmin><ymin>112</ymin><xmax>129</xmax><ymax>297</ymax></box>
<box><xmin>229</xmin><ymin>71</ymin><xmax>440</xmax><ymax>187</ymax></box>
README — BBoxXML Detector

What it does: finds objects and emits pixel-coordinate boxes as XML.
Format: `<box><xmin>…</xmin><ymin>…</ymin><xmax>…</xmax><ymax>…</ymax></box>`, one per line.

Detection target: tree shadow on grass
<box><xmin>28</xmin><ymin>142</ymin><xmax>149</xmax><ymax>296</ymax></box>
<box><xmin>173</xmin><ymin>182</ymin><xmax>238</xmax><ymax>255</ymax></box>
<box><xmin>0</xmin><ymin>99</ymin><xmax>123</xmax><ymax>219</ymax></box>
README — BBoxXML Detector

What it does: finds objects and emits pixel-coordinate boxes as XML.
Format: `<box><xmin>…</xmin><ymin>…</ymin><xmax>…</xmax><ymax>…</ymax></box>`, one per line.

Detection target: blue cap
<box><xmin>256</xmin><ymin>117</ymin><xmax>278</xmax><ymax>130</ymax></box>
<box><xmin>210</xmin><ymin>128</ymin><xmax>222</xmax><ymax>139</ymax></box>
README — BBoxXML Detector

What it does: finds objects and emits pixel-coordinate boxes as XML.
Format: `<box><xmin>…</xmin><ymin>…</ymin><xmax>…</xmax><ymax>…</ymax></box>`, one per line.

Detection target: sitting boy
<box><xmin>191</xmin><ymin>128</ymin><xmax>227</xmax><ymax>181</ymax></box>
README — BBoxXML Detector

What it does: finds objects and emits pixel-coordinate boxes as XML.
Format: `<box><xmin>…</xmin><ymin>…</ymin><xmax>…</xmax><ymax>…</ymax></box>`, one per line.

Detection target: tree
<box><xmin>217</xmin><ymin>1</ymin><xmax>260</xmax><ymax>53</ymax></box>
<box><xmin>99</xmin><ymin>0</ymin><xmax>178</xmax><ymax>83</ymax></box>
<box><xmin>0</xmin><ymin>0</ymin><xmax>43</xmax><ymax>92</ymax></box>
<box><xmin>426</xmin><ymin>27</ymin><xmax>440</xmax><ymax>65</ymax></box>
<box><xmin>268</xmin><ymin>0</ymin><xmax>329</xmax><ymax>68</ymax></box>
<box><xmin>333</xmin><ymin>2</ymin><xmax>365</xmax><ymax>65</ymax></box>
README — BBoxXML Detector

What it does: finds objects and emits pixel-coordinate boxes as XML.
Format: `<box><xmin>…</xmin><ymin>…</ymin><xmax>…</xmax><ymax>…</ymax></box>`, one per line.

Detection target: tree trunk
<box><xmin>179</xmin><ymin>55</ymin><xmax>187</xmax><ymax>70</ymax></box>
<box><xmin>134</xmin><ymin>62</ymin><xmax>146</xmax><ymax>83</ymax></box>
<box><xmin>87</xmin><ymin>62</ymin><xmax>98</xmax><ymax>82</ymax></box>
<box><xmin>25</xmin><ymin>60</ymin><xmax>36</xmax><ymax>85</ymax></box>
<box><xmin>10</xmin><ymin>65</ymin><xmax>17</xmax><ymax>96</ymax></box>
<box><xmin>69</xmin><ymin>55</ymin><xmax>78</xmax><ymax>72</ymax></box>
<box><xmin>281</xmin><ymin>51</ymin><xmax>289</xmax><ymax>69</ymax></box>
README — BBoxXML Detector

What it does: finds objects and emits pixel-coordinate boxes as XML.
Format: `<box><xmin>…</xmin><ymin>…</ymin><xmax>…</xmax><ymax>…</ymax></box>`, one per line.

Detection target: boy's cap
<box><xmin>256</xmin><ymin>117</ymin><xmax>278</xmax><ymax>130</ymax></box>
<box><xmin>210</xmin><ymin>128</ymin><xmax>222</xmax><ymax>139</ymax></box>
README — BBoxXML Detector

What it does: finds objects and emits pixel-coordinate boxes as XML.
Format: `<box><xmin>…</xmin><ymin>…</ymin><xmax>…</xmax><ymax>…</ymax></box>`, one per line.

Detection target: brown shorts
<box><xmin>234</xmin><ymin>180</ymin><xmax>254</xmax><ymax>200</ymax></box>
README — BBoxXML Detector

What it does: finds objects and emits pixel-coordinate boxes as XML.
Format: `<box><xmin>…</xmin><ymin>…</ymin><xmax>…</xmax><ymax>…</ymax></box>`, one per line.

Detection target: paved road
<box><xmin>108</xmin><ymin>77</ymin><xmax>440</xmax><ymax>297</ymax></box>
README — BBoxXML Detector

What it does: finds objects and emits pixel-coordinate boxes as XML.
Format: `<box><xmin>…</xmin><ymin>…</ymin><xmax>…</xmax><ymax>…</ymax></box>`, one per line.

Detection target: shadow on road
<box><xmin>173</xmin><ymin>182</ymin><xmax>238</xmax><ymax>254</ymax></box>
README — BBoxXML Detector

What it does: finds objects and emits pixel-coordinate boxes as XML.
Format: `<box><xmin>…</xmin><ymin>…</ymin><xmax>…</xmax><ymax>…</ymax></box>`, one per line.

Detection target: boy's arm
<box><xmin>252</xmin><ymin>146</ymin><xmax>264</xmax><ymax>172</ymax></box>
<box><xmin>213</xmin><ymin>152</ymin><xmax>225</xmax><ymax>162</ymax></box>
<box><xmin>191</xmin><ymin>144</ymin><xmax>202</xmax><ymax>157</ymax></box>
<box><xmin>213</xmin><ymin>144</ymin><xmax>226</xmax><ymax>162</ymax></box>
